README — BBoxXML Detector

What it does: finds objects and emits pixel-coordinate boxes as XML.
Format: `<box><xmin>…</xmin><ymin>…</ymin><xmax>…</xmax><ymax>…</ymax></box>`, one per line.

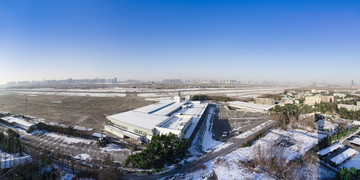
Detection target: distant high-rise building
<box><xmin>352</xmin><ymin>80</ymin><xmax>354</xmax><ymax>86</ymax></box>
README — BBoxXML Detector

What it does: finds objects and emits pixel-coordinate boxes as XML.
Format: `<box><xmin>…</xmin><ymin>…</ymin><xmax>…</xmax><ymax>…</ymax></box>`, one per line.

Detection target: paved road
<box><xmin>122</xmin><ymin>112</ymin><xmax>274</xmax><ymax>180</ymax></box>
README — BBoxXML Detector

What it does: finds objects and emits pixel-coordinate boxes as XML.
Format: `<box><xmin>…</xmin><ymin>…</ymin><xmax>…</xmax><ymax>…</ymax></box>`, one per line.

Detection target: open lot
<box><xmin>213</xmin><ymin>104</ymin><xmax>271</xmax><ymax>141</ymax></box>
<box><xmin>0</xmin><ymin>93</ymin><xmax>152</xmax><ymax>133</ymax></box>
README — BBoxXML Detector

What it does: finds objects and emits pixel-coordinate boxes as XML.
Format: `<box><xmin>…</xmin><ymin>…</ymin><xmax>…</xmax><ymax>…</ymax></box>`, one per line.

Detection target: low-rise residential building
<box><xmin>337</xmin><ymin>104</ymin><xmax>360</xmax><ymax>111</ymax></box>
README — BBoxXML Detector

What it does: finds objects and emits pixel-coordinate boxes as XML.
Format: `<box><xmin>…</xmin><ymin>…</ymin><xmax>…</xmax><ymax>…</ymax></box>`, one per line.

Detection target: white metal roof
<box><xmin>153</xmin><ymin>101</ymin><xmax>187</xmax><ymax>116</ymax></box>
<box><xmin>107</xmin><ymin>111</ymin><xmax>169</xmax><ymax>130</ymax></box>
<box><xmin>134</xmin><ymin>100</ymin><xmax>174</xmax><ymax>114</ymax></box>
<box><xmin>1</xmin><ymin>116</ymin><xmax>34</xmax><ymax>128</ymax></box>
<box><xmin>180</xmin><ymin>103</ymin><xmax>208</xmax><ymax>117</ymax></box>
<box><xmin>350</xmin><ymin>138</ymin><xmax>360</xmax><ymax>146</ymax></box>
<box><xmin>158</xmin><ymin>115</ymin><xmax>192</xmax><ymax>130</ymax></box>
<box><xmin>317</xmin><ymin>142</ymin><xmax>343</xmax><ymax>156</ymax></box>
<box><xmin>330</xmin><ymin>148</ymin><xmax>358</xmax><ymax>165</ymax></box>
<box><xmin>228</xmin><ymin>101</ymin><xmax>275</xmax><ymax>111</ymax></box>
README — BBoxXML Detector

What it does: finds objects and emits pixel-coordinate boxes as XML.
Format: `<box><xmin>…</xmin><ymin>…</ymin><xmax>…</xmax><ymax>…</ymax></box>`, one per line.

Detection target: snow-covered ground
<box><xmin>315</xmin><ymin>119</ymin><xmax>338</xmax><ymax>131</ymax></box>
<box><xmin>202</xmin><ymin>108</ymin><xmax>221</xmax><ymax>152</ymax></box>
<box><xmin>75</xmin><ymin>153</ymin><xmax>92</xmax><ymax>161</ymax></box>
<box><xmin>101</xmin><ymin>143</ymin><xmax>127</xmax><ymax>152</ymax></box>
<box><xmin>178</xmin><ymin>127</ymin><xmax>331</xmax><ymax>180</ymax></box>
<box><xmin>236</xmin><ymin>120</ymin><xmax>273</xmax><ymax>139</ymax></box>
<box><xmin>46</xmin><ymin>132</ymin><xmax>94</xmax><ymax>145</ymax></box>
<box><xmin>0</xmin><ymin>150</ymin><xmax>32</xmax><ymax>169</ymax></box>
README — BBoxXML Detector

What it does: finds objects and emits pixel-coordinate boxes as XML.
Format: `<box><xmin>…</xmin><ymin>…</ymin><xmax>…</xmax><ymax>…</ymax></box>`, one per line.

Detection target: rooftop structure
<box><xmin>317</xmin><ymin>142</ymin><xmax>344</xmax><ymax>156</ymax></box>
<box><xmin>1</xmin><ymin>116</ymin><xmax>36</xmax><ymax>131</ymax></box>
<box><xmin>330</xmin><ymin>148</ymin><xmax>358</xmax><ymax>165</ymax></box>
<box><xmin>228</xmin><ymin>101</ymin><xmax>274</xmax><ymax>113</ymax></box>
<box><xmin>350</xmin><ymin>138</ymin><xmax>360</xmax><ymax>146</ymax></box>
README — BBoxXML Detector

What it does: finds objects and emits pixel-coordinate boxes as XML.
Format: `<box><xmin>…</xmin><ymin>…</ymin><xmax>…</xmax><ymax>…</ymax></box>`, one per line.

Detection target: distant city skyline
<box><xmin>1</xmin><ymin>0</ymin><xmax>360</xmax><ymax>85</ymax></box>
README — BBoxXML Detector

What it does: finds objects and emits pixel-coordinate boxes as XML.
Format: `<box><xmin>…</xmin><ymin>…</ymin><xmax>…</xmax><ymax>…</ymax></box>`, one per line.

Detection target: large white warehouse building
<box><xmin>105</xmin><ymin>94</ymin><xmax>208</xmax><ymax>142</ymax></box>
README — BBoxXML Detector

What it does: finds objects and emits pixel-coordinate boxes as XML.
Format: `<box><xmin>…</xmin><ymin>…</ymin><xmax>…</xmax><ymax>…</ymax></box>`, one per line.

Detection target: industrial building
<box><xmin>228</xmin><ymin>101</ymin><xmax>274</xmax><ymax>113</ymax></box>
<box><xmin>105</xmin><ymin>93</ymin><xmax>208</xmax><ymax>142</ymax></box>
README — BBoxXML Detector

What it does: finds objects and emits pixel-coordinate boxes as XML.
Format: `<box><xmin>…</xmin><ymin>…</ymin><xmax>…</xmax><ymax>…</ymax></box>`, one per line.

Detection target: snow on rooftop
<box><xmin>228</xmin><ymin>101</ymin><xmax>275</xmax><ymax>111</ymax></box>
<box><xmin>331</xmin><ymin>148</ymin><xmax>358</xmax><ymax>165</ymax></box>
<box><xmin>134</xmin><ymin>100</ymin><xmax>174</xmax><ymax>114</ymax></box>
<box><xmin>107</xmin><ymin>111</ymin><xmax>169</xmax><ymax>130</ymax></box>
<box><xmin>317</xmin><ymin>142</ymin><xmax>344</xmax><ymax>156</ymax></box>
<box><xmin>158</xmin><ymin>116</ymin><xmax>192</xmax><ymax>130</ymax></box>
<box><xmin>179</xmin><ymin>102</ymin><xmax>208</xmax><ymax>117</ymax></box>
<box><xmin>340</xmin><ymin>152</ymin><xmax>360</xmax><ymax>170</ymax></box>
<box><xmin>350</xmin><ymin>138</ymin><xmax>360</xmax><ymax>146</ymax></box>
<box><xmin>1</xmin><ymin>116</ymin><xmax>34</xmax><ymax>128</ymax></box>
<box><xmin>152</xmin><ymin>101</ymin><xmax>186</xmax><ymax>116</ymax></box>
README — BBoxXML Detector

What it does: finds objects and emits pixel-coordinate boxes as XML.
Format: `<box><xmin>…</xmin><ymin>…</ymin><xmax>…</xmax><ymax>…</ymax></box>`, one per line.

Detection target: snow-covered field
<box><xmin>179</xmin><ymin>127</ymin><xmax>330</xmax><ymax>180</ymax></box>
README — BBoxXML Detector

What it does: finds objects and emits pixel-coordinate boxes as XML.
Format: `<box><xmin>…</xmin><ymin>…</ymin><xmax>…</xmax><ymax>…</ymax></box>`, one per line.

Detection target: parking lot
<box><xmin>22</xmin><ymin>132</ymin><xmax>131</xmax><ymax>166</ymax></box>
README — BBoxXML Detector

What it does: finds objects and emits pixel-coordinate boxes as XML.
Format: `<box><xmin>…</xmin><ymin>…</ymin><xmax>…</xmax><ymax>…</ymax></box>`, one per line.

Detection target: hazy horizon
<box><xmin>1</xmin><ymin>0</ymin><xmax>360</xmax><ymax>85</ymax></box>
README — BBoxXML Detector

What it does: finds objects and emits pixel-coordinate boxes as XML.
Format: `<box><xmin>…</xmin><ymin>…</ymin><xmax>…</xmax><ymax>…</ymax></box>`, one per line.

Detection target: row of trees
<box><xmin>36</xmin><ymin>122</ymin><xmax>91</xmax><ymax>138</ymax></box>
<box><xmin>0</xmin><ymin>129</ymin><xmax>22</xmax><ymax>155</ymax></box>
<box><xmin>125</xmin><ymin>133</ymin><xmax>189</xmax><ymax>170</ymax></box>
<box><xmin>317</xmin><ymin>126</ymin><xmax>359</xmax><ymax>150</ymax></box>
<box><xmin>192</xmin><ymin>94</ymin><xmax>231</xmax><ymax>102</ymax></box>
<box><xmin>338</xmin><ymin>107</ymin><xmax>360</xmax><ymax>120</ymax></box>
<box><xmin>337</xmin><ymin>167</ymin><xmax>360</xmax><ymax>180</ymax></box>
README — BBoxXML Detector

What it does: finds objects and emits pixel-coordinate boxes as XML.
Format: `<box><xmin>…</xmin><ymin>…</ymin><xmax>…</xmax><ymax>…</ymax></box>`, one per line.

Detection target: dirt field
<box><xmin>0</xmin><ymin>93</ymin><xmax>152</xmax><ymax>133</ymax></box>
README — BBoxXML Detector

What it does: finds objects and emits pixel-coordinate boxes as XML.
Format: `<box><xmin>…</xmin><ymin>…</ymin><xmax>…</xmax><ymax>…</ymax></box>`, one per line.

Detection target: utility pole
<box><xmin>25</xmin><ymin>98</ymin><xmax>28</xmax><ymax>115</ymax></box>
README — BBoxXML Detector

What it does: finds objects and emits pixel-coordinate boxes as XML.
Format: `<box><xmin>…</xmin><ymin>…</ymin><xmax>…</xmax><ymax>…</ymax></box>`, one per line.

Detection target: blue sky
<box><xmin>0</xmin><ymin>0</ymin><xmax>359</xmax><ymax>85</ymax></box>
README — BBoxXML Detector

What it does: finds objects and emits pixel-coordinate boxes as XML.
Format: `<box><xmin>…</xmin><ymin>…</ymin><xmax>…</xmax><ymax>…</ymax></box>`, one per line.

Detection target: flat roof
<box><xmin>180</xmin><ymin>103</ymin><xmax>208</xmax><ymax>117</ymax></box>
<box><xmin>158</xmin><ymin>115</ymin><xmax>192</xmax><ymax>130</ymax></box>
<box><xmin>350</xmin><ymin>138</ymin><xmax>360</xmax><ymax>146</ymax></box>
<box><xmin>317</xmin><ymin>142</ymin><xmax>343</xmax><ymax>156</ymax></box>
<box><xmin>134</xmin><ymin>100</ymin><xmax>174</xmax><ymax>114</ymax></box>
<box><xmin>330</xmin><ymin>148</ymin><xmax>358</xmax><ymax>165</ymax></box>
<box><xmin>1</xmin><ymin>116</ymin><xmax>34</xmax><ymax>128</ymax></box>
<box><xmin>153</xmin><ymin>101</ymin><xmax>187</xmax><ymax>116</ymax></box>
<box><xmin>107</xmin><ymin>111</ymin><xmax>169</xmax><ymax>130</ymax></box>
<box><xmin>228</xmin><ymin>101</ymin><xmax>275</xmax><ymax>111</ymax></box>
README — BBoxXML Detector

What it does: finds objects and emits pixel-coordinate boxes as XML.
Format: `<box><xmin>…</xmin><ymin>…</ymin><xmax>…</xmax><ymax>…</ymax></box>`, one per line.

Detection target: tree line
<box><xmin>0</xmin><ymin>129</ymin><xmax>23</xmax><ymax>155</ymax></box>
<box><xmin>36</xmin><ymin>122</ymin><xmax>91</xmax><ymax>138</ymax></box>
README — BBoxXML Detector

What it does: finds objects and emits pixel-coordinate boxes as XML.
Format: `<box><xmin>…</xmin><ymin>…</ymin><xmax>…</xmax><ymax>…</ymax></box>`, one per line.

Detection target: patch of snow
<box><xmin>46</xmin><ymin>133</ymin><xmax>93</xmax><ymax>144</ymax></box>
<box><xmin>101</xmin><ymin>143</ymin><xmax>126</xmax><ymax>152</ymax></box>
<box><xmin>213</xmin><ymin>142</ymin><xmax>233</xmax><ymax>153</ymax></box>
<box><xmin>74</xmin><ymin>153</ymin><xmax>91</xmax><ymax>161</ymax></box>
<box><xmin>51</xmin><ymin>101</ymin><xmax>63</xmax><ymax>104</ymax></box>
<box><xmin>236</xmin><ymin>120</ymin><xmax>273</xmax><ymax>139</ymax></box>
